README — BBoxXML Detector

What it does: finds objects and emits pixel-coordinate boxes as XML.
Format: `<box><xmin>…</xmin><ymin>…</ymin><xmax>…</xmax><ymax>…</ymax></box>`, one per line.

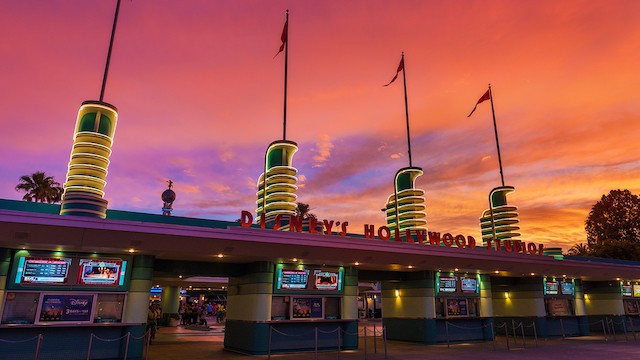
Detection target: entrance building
<box><xmin>2</xmin><ymin>199</ymin><xmax>640</xmax><ymax>358</ymax></box>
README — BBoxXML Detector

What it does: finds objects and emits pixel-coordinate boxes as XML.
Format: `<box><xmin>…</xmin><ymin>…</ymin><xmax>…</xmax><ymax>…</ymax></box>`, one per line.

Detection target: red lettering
<box><xmin>514</xmin><ymin>240</ymin><xmax>521</xmax><ymax>253</ymax></box>
<box><xmin>495</xmin><ymin>239</ymin><xmax>502</xmax><ymax>251</ymax></box>
<box><xmin>415</xmin><ymin>230</ymin><xmax>425</xmax><ymax>245</ymax></box>
<box><xmin>442</xmin><ymin>233</ymin><xmax>454</xmax><ymax>247</ymax></box>
<box><xmin>428</xmin><ymin>232</ymin><xmax>441</xmax><ymax>245</ymax></box>
<box><xmin>467</xmin><ymin>236</ymin><xmax>477</xmax><ymax>249</ymax></box>
<box><xmin>405</xmin><ymin>229</ymin><xmax>413</xmax><ymax>243</ymax></box>
<box><xmin>309</xmin><ymin>217</ymin><xmax>318</xmax><ymax>234</ymax></box>
<box><xmin>538</xmin><ymin>243</ymin><xmax>544</xmax><ymax>255</ymax></box>
<box><xmin>273</xmin><ymin>214</ymin><xmax>282</xmax><ymax>230</ymax></box>
<box><xmin>289</xmin><ymin>215</ymin><xmax>303</xmax><ymax>232</ymax></box>
<box><xmin>394</xmin><ymin>228</ymin><xmax>402</xmax><ymax>242</ymax></box>
<box><xmin>504</xmin><ymin>240</ymin><xmax>512</xmax><ymax>252</ymax></box>
<box><xmin>486</xmin><ymin>238</ymin><xmax>493</xmax><ymax>250</ymax></box>
<box><xmin>527</xmin><ymin>242</ymin><xmax>537</xmax><ymax>255</ymax></box>
<box><xmin>340</xmin><ymin>222</ymin><xmax>349</xmax><ymax>236</ymax></box>
<box><xmin>240</xmin><ymin>211</ymin><xmax>253</xmax><ymax>228</ymax></box>
<box><xmin>323</xmin><ymin>220</ymin><xmax>334</xmax><ymax>234</ymax></box>
<box><xmin>378</xmin><ymin>226</ymin><xmax>391</xmax><ymax>240</ymax></box>
<box><xmin>260</xmin><ymin>213</ymin><xmax>265</xmax><ymax>229</ymax></box>
<box><xmin>364</xmin><ymin>224</ymin><xmax>375</xmax><ymax>239</ymax></box>
<box><xmin>454</xmin><ymin>234</ymin><xmax>466</xmax><ymax>248</ymax></box>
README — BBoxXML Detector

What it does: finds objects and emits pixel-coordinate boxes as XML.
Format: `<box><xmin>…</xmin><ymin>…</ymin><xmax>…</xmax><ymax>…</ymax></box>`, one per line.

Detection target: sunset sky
<box><xmin>1</xmin><ymin>0</ymin><xmax>639</xmax><ymax>251</ymax></box>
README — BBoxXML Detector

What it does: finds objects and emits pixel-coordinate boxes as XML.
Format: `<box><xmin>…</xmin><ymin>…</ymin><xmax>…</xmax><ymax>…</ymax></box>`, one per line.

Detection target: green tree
<box><xmin>566</xmin><ymin>243</ymin><xmax>590</xmax><ymax>256</ymax></box>
<box><xmin>295</xmin><ymin>202</ymin><xmax>317</xmax><ymax>219</ymax></box>
<box><xmin>585</xmin><ymin>189</ymin><xmax>640</xmax><ymax>260</ymax></box>
<box><xmin>15</xmin><ymin>171</ymin><xmax>63</xmax><ymax>203</ymax></box>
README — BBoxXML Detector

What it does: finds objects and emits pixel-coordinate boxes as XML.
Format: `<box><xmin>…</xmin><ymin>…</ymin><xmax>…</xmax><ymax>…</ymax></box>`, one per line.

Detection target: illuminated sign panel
<box><xmin>545</xmin><ymin>281</ymin><xmax>559</xmax><ymax>295</ymax></box>
<box><xmin>15</xmin><ymin>257</ymin><xmax>72</xmax><ymax>285</ymax></box>
<box><xmin>313</xmin><ymin>270</ymin><xmax>339</xmax><ymax>290</ymax></box>
<box><xmin>622</xmin><ymin>285</ymin><xmax>633</xmax><ymax>297</ymax></box>
<box><xmin>633</xmin><ymin>285</ymin><xmax>640</xmax><ymax>298</ymax></box>
<box><xmin>439</xmin><ymin>277</ymin><xmax>457</xmax><ymax>292</ymax></box>
<box><xmin>77</xmin><ymin>259</ymin><xmax>126</xmax><ymax>286</ymax></box>
<box><xmin>461</xmin><ymin>277</ymin><xmax>478</xmax><ymax>293</ymax></box>
<box><xmin>278</xmin><ymin>269</ymin><xmax>309</xmax><ymax>290</ymax></box>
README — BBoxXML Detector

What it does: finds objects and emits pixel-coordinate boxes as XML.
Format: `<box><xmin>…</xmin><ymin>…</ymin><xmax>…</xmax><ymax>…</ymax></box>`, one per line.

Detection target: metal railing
<box><xmin>267</xmin><ymin>325</ymin><xmax>388</xmax><ymax>360</ymax></box>
<box><xmin>492</xmin><ymin>321</ymin><xmax>538</xmax><ymax>350</ymax></box>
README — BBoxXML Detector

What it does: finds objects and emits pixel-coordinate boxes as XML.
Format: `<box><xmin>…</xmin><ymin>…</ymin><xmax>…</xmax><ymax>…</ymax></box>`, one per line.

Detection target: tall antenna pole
<box><xmin>401</xmin><ymin>52</ymin><xmax>412</xmax><ymax>167</ymax></box>
<box><xmin>99</xmin><ymin>0</ymin><xmax>122</xmax><ymax>102</ymax></box>
<box><xmin>282</xmin><ymin>10</ymin><xmax>289</xmax><ymax>140</ymax></box>
<box><xmin>488</xmin><ymin>84</ymin><xmax>505</xmax><ymax>186</ymax></box>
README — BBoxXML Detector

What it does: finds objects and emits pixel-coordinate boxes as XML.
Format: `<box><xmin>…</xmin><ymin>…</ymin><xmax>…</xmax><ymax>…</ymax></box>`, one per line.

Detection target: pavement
<box><xmin>147</xmin><ymin>321</ymin><xmax>640</xmax><ymax>360</ymax></box>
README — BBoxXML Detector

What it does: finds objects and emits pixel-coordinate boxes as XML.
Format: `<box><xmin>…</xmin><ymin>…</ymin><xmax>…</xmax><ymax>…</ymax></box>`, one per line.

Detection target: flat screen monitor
<box><xmin>461</xmin><ymin>277</ymin><xmax>478</xmax><ymax>293</ymax></box>
<box><xmin>560</xmin><ymin>282</ymin><xmax>574</xmax><ymax>295</ymax></box>
<box><xmin>545</xmin><ymin>281</ymin><xmax>559</xmax><ymax>295</ymax></box>
<box><xmin>439</xmin><ymin>277</ymin><xmax>457</xmax><ymax>293</ymax></box>
<box><xmin>622</xmin><ymin>285</ymin><xmax>633</xmax><ymax>297</ymax></box>
<box><xmin>77</xmin><ymin>259</ymin><xmax>126</xmax><ymax>286</ymax></box>
<box><xmin>633</xmin><ymin>284</ymin><xmax>640</xmax><ymax>298</ymax></box>
<box><xmin>313</xmin><ymin>270</ymin><xmax>340</xmax><ymax>290</ymax></box>
<box><xmin>15</xmin><ymin>257</ymin><xmax>72</xmax><ymax>285</ymax></box>
<box><xmin>278</xmin><ymin>269</ymin><xmax>310</xmax><ymax>290</ymax></box>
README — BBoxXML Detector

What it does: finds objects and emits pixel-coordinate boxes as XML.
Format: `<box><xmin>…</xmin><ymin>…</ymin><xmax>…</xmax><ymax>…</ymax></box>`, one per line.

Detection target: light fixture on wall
<box><xmin>505</xmin><ymin>291</ymin><xmax>510</xmax><ymax>299</ymax></box>
<box><xmin>395</xmin><ymin>289</ymin><xmax>400</xmax><ymax>297</ymax></box>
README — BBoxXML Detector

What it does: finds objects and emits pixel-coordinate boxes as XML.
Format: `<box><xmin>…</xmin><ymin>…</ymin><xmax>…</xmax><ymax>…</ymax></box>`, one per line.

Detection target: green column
<box><xmin>478</xmin><ymin>274</ymin><xmax>493</xmax><ymax>317</ymax></box>
<box><xmin>342</xmin><ymin>267</ymin><xmax>358</xmax><ymax>320</ymax></box>
<box><xmin>0</xmin><ymin>248</ymin><xmax>12</xmax><ymax>314</ymax></box>
<box><xmin>123</xmin><ymin>255</ymin><xmax>154</xmax><ymax>324</ymax></box>
<box><xmin>381</xmin><ymin>271</ymin><xmax>436</xmax><ymax>343</ymax></box>
<box><xmin>161</xmin><ymin>286</ymin><xmax>180</xmax><ymax>324</ymax></box>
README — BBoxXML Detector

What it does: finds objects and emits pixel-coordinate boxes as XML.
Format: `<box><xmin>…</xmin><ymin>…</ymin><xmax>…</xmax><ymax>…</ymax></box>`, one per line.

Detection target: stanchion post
<box><xmin>560</xmin><ymin>318</ymin><xmax>565</xmax><ymax>339</ymax></box>
<box><xmin>610</xmin><ymin>318</ymin><xmax>617</xmax><ymax>342</ymax></box>
<box><xmin>622</xmin><ymin>318</ymin><xmax>629</xmax><ymax>342</ymax></box>
<box><xmin>511</xmin><ymin>320</ymin><xmax>517</xmax><ymax>342</ymax></box>
<box><xmin>602</xmin><ymin>320</ymin><xmax>608</xmax><ymax>342</ymax></box>
<box><xmin>520</xmin><ymin>322</ymin><xmax>526</xmax><ymax>348</ymax></box>
<box><xmin>629</xmin><ymin>317</ymin><xmax>637</xmax><ymax>341</ymax></box>
<box><xmin>373</xmin><ymin>323</ymin><xmax>377</xmax><ymax>354</ymax></box>
<box><xmin>314</xmin><ymin>327</ymin><xmax>318</xmax><ymax>360</ymax></box>
<box><xmin>504</xmin><ymin>324</ymin><xmax>510</xmax><ymax>350</ymax></box>
<box><xmin>145</xmin><ymin>330</ymin><xmax>150</xmax><ymax>360</ymax></box>
<box><xmin>337</xmin><ymin>326</ymin><xmax>341</xmax><ymax>360</ymax></box>
<box><xmin>491</xmin><ymin>324</ymin><xmax>496</xmax><ymax>351</ymax></box>
<box><xmin>383</xmin><ymin>326</ymin><xmax>387</xmax><ymax>359</ymax></box>
<box><xmin>86</xmin><ymin>333</ymin><xmax>93</xmax><ymax>360</ymax></box>
<box><xmin>34</xmin><ymin>334</ymin><xmax>42</xmax><ymax>360</ymax></box>
<box><xmin>363</xmin><ymin>325</ymin><xmax>368</xmax><ymax>360</ymax></box>
<box><xmin>446</xmin><ymin>321</ymin><xmax>450</xmax><ymax>349</ymax></box>
<box><xmin>268</xmin><ymin>326</ymin><xmax>272</xmax><ymax>360</ymax></box>
<box><xmin>123</xmin><ymin>332</ymin><xmax>130</xmax><ymax>360</ymax></box>
<box><xmin>532</xmin><ymin>322</ymin><xmax>538</xmax><ymax>347</ymax></box>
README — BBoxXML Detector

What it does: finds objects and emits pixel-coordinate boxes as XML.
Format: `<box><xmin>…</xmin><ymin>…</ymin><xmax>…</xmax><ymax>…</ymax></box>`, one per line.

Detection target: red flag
<box><xmin>274</xmin><ymin>20</ymin><xmax>288</xmax><ymax>58</ymax></box>
<box><xmin>383</xmin><ymin>58</ymin><xmax>404</xmax><ymax>87</ymax></box>
<box><xmin>467</xmin><ymin>89</ymin><xmax>491</xmax><ymax>117</ymax></box>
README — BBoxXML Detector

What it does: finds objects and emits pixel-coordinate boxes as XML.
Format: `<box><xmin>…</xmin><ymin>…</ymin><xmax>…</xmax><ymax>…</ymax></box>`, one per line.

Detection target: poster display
<box><xmin>560</xmin><ymin>282</ymin><xmax>574</xmax><ymax>295</ymax></box>
<box><xmin>15</xmin><ymin>257</ymin><xmax>72</xmax><ymax>285</ymax></box>
<box><xmin>446</xmin><ymin>298</ymin><xmax>468</xmax><ymax>316</ymax></box>
<box><xmin>77</xmin><ymin>259</ymin><xmax>125</xmax><ymax>286</ymax></box>
<box><xmin>38</xmin><ymin>294</ymin><xmax>95</xmax><ymax>323</ymax></box>
<box><xmin>547</xmin><ymin>299</ymin><xmax>572</xmax><ymax>316</ymax></box>
<box><xmin>624</xmin><ymin>300</ymin><xmax>640</xmax><ymax>315</ymax></box>
<box><xmin>633</xmin><ymin>284</ymin><xmax>640</xmax><ymax>298</ymax></box>
<box><xmin>291</xmin><ymin>297</ymin><xmax>323</xmax><ymax>319</ymax></box>
<box><xmin>461</xmin><ymin>277</ymin><xmax>478</xmax><ymax>293</ymax></box>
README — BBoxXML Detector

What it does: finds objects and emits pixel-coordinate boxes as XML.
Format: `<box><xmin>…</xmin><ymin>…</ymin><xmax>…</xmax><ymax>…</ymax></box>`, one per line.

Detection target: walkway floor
<box><xmin>147</xmin><ymin>323</ymin><xmax>640</xmax><ymax>360</ymax></box>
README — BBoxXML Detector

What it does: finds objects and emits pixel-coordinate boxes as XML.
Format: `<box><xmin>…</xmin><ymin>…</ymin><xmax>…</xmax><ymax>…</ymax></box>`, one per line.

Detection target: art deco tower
<box><xmin>479</xmin><ymin>186</ymin><xmax>521</xmax><ymax>246</ymax></box>
<box><xmin>384</xmin><ymin>167</ymin><xmax>427</xmax><ymax>233</ymax></box>
<box><xmin>256</xmin><ymin>141</ymin><xmax>299</xmax><ymax>228</ymax></box>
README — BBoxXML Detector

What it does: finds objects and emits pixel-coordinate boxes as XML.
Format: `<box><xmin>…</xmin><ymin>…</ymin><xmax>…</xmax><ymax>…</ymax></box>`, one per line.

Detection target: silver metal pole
<box><xmin>629</xmin><ymin>317</ymin><xmax>637</xmax><ymax>341</ymax></box>
<box><xmin>602</xmin><ymin>319</ymin><xmax>608</xmax><ymax>342</ymax></box>
<box><xmin>622</xmin><ymin>318</ymin><xmax>629</xmax><ymax>342</ymax></box>
<box><xmin>532</xmin><ymin>322</ymin><xmax>538</xmax><ymax>347</ymax></box>
<box><xmin>86</xmin><ymin>333</ymin><xmax>93</xmax><ymax>360</ymax></box>
<box><xmin>511</xmin><ymin>319</ymin><xmax>517</xmax><ymax>341</ymax></box>
<box><xmin>383</xmin><ymin>326</ymin><xmax>387</xmax><ymax>359</ymax></box>
<box><xmin>610</xmin><ymin>318</ymin><xmax>617</xmax><ymax>342</ymax></box>
<box><xmin>123</xmin><ymin>332</ymin><xmax>130</xmax><ymax>360</ymax></box>
<box><xmin>446</xmin><ymin>321</ymin><xmax>450</xmax><ymax>348</ymax></box>
<box><xmin>560</xmin><ymin>318</ymin><xmax>565</xmax><ymax>339</ymax></box>
<box><xmin>504</xmin><ymin>324</ymin><xmax>510</xmax><ymax>350</ymax></box>
<box><xmin>34</xmin><ymin>334</ymin><xmax>42</xmax><ymax>360</ymax></box>
<box><xmin>268</xmin><ymin>326</ymin><xmax>272</xmax><ymax>360</ymax></box>
<box><xmin>373</xmin><ymin>323</ymin><xmax>377</xmax><ymax>354</ymax></box>
<box><xmin>363</xmin><ymin>325</ymin><xmax>368</xmax><ymax>360</ymax></box>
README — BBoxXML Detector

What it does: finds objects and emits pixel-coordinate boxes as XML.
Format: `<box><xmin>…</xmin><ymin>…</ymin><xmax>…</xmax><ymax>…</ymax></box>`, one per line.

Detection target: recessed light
<box><xmin>128</xmin><ymin>248</ymin><xmax>135</xmax><ymax>253</ymax></box>
<box><xmin>292</xmin><ymin>258</ymin><xmax>298</xmax><ymax>262</ymax></box>
<box><xmin>354</xmin><ymin>262</ymin><xmax>360</xmax><ymax>266</ymax></box>
<box><xmin>217</xmin><ymin>254</ymin><xmax>224</xmax><ymax>258</ymax></box>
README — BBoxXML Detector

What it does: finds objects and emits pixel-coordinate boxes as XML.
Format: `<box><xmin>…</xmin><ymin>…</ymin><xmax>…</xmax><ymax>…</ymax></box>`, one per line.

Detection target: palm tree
<box><xmin>295</xmin><ymin>202</ymin><xmax>317</xmax><ymax>219</ymax></box>
<box><xmin>566</xmin><ymin>243</ymin><xmax>590</xmax><ymax>256</ymax></box>
<box><xmin>15</xmin><ymin>171</ymin><xmax>63</xmax><ymax>203</ymax></box>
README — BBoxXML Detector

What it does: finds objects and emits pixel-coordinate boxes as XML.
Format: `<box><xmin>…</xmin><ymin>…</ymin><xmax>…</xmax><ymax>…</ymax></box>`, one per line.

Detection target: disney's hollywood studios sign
<box><xmin>239</xmin><ymin>211</ymin><xmax>545</xmax><ymax>255</ymax></box>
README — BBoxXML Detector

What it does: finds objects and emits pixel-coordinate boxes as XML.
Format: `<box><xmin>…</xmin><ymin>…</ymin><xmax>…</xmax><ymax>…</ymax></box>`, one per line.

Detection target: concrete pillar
<box><xmin>478</xmin><ymin>274</ymin><xmax>493</xmax><ymax>317</ymax></box>
<box><xmin>342</xmin><ymin>267</ymin><xmax>358</xmax><ymax>320</ymax></box>
<box><xmin>161</xmin><ymin>286</ymin><xmax>180</xmax><ymax>315</ymax></box>
<box><xmin>123</xmin><ymin>255</ymin><xmax>154</xmax><ymax>324</ymax></box>
<box><xmin>0</xmin><ymin>248</ymin><xmax>12</xmax><ymax>315</ymax></box>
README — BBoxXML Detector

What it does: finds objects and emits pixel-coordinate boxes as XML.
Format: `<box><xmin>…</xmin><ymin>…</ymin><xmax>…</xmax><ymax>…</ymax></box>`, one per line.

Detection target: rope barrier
<box><xmin>445</xmin><ymin>321</ymin><xmax>492</xmax><ymax>330</ymax></box>
<box><xmin>0</xmin><ymin>335</ymin><xmax>39</xmax><ymax>343</ymax></box>
<box><xmin>90</xmin><ymin>333</ymin><xmax>130</xmax><ymax>342</ymax></box>
<box><xmin>270</xmin><ymin>327</ymin><xmax>316</xmax><ymax>337</ymax></box>
<box><xmin>318</xmin><ymin>327</ymin><xmax>341</xmax><ymax>334</ymax></box>
<box><xmin>130</xmin><ymin>330</ymin><xmax>150</xmax><ymax>341</ymax></box>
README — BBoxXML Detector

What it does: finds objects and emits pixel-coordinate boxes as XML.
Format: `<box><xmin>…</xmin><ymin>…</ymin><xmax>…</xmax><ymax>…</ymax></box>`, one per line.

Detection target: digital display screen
<box><xmin>279</xmin><ymin>269</ymin><xmax>310</xmax><ymax>289</ymax></box>
<box><xmin>291</xmin><ymin>297</ymin><xmax>323</xmax><ymax>319</ymax></box>
<box><xmin>545</xmin><ymin>281</ymin><xmax>559</xmax><ymax>295</ymax></box>
<box><xmin>461</xmin><ymin>277</ymin><xmax>478</xmax><ymax>293</ymax></box>
<box><xmin>314</xmin><ymin>270</ymin><xmax>339</xmax><ymax>290</ymax></box>
<box><xmin>560</xmin><ymin>282</ymin><xmax>574</xmax><ymax>295</ymax></box>
<box><xmin>77</xmin><ymin>259</ymin><xmax>126</xmax><ymax>286</ymax></box>
<box><xmin>439</xmin><ymin>277</ymin><xmax>457</xmax><ymax>292</ymax></box>
<box><xmin>38</xmin><ymin>294</ymin><xmax>94</xmax><ymax>323</ymax></box>
<box><xmin>446</xmin><ymin>298</ymin><xmax>468</xmax><ymax>316</ymax></box>
<box><xmin>15</xmin><ymin>257</ymin><xmax>72</xmax><ymax>284</ymax></box>
<box><xmin>633</xmin><ymin>284</ymin><xmax>640</xmax><ymax>298</ymax></box>
<box><xmin>622</xmin><ymin>285</ymin><xmax>633</xmax><ymax>297</ymax></box>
